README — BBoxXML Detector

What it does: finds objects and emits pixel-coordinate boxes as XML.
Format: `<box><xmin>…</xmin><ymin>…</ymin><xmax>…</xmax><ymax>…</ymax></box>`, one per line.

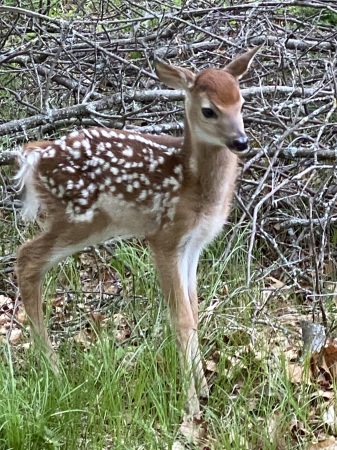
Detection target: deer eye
<box><xmin>201</xmin><ymin>107</ymin><xmax>217</xmax><ymax>119</ymax></box>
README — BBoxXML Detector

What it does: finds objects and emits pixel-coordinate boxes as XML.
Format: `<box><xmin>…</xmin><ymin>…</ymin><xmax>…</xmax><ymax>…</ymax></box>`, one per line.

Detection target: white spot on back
<box><xmin>82</xmin><ymin>139</ymin><xmax>91</xmax><ymax>151</ymax></box>
<box><xmin>122</xmin><ymin>147</ymin><xmax>133</xmax><ymax>158</ymax></box>
<box><xmin>91</xmin><ymin>129</ymin><xmax>100</xmax><ymax>138</ymax></box>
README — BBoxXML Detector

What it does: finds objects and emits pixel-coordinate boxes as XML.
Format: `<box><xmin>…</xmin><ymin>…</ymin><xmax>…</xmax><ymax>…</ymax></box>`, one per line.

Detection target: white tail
<box><xmin>16</xmin><ymin>47</ymin><xmax>260</xmax><ymax>418</ymax></box>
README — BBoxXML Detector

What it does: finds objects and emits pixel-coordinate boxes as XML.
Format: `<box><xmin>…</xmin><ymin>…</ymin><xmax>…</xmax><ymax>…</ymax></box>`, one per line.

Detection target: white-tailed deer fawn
<box><xmin>15</xmin><ymin>47</ymin><xmax>260</xmax><ymax>418</ymax></box>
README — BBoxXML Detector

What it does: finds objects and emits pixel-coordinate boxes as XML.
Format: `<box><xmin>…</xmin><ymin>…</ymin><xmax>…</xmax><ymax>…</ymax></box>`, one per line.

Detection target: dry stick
<box><xmin>4</xmin><ymin>3</ymin><xmax>336</xmax><ymax>27</ymax></box>
<box><xmin>246</xmin><ymin>164</ymin><xmax>334</xmax><ymax>284</ymax></box>
<box><xmin>1</xmin><ymin>6</ymin><xmax>157</xmax><ymax>82</ymax></box>
<box><xmin>172</xmin><ymin>1</ymin><xmax>337</xmax><ymax>16</ymax></box>
<box><xmin>2</xmin><ymin>6</ymin><xmax>336</xmax><ymax>63</ymax></box>
<box><xmin>308</xmin><ymin>198</ymin><xmax>324</xmax><ymax>324</ymax></box>
<box><xmin>317</xmin><ymin>182</ymin><xmax>337</xmax><ymax>326</ymax></box>
<box><xmin>244</xmin><ymin>97</ymin><xmax>337</xmax><ymax>282</ymax></box>
<box><xmin>1</xmin><ymin>55</ymin><xmax>102</xmax><ymax>99</ymax></box>
<box><xmin>0</xmin><ymin>89</ymin><xmax>182</xmax><ymax>137</ymax></box>
<box><xmin>71</xmin><ymin>30</ymin><xmax>158</xmax><ymax>82</ymax></box>
<box><xmin>250</xmin><ymin>35</ymin><xmax>336</xmax><ymax>51</ymax></box>
<box><xmin>1</xmin><ymin>86</ymin><xmax>40</xmax><ymax>113</ymax></box>
<box><xmin>275</xmin><ymin>216</ymin><xmax>337</xmax><ymax>228</ymax></box>
<box><xmin>315</xmin><ymin>98</ymin><xmax>337</xmax><ymax>149</ymax></box>
<box><xmin>0</xmin><ymin>85</ymin><xmax>330</xmax><ymax>138</ymax></box>
<box><xmin>0</xmin><ymin>151</ymin><xmax>18</xmax><ymax>166</ymax></box>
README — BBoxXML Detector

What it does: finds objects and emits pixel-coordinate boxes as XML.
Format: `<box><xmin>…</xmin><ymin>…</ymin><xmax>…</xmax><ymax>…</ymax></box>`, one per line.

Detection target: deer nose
<box><xmin>231</xmin><ymin>136</ymin><xmax>249</xmax><ymax>152</ymax></box>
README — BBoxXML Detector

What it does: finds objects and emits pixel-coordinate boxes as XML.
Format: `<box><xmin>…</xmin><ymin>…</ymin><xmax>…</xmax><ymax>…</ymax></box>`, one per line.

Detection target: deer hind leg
<box><xmin>17</xmin><ymin>229</ymin><xmax>64</xmax><ymax>365</ymax></box>
<box><xmin>149</xmin><ymin>238</ymin><xmax>206</xmax><ymax>418</ymax></box>
<box><xmin>16</xmin><ymin>213</ymin><xmax>110</xmax><ymax>365</ymax></box>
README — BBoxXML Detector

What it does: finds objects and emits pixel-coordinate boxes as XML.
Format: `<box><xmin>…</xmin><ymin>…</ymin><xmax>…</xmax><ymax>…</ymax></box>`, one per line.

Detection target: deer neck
<box><xmin>182</xmin><ymin>121</ymin><xmax>239</xmax><ymax>200</ymax></box>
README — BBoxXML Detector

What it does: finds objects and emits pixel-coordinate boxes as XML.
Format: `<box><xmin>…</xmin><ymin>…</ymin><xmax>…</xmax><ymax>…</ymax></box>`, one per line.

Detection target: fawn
<box><xmin>15</xmin><ymin>47</ymin><xmax>260</xmax><ymax>418</ymax></box>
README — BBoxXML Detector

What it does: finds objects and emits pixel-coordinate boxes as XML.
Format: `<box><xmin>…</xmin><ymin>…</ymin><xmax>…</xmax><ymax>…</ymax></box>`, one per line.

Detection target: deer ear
<box><xmin>224</xmin><ymin>45</ymin><xmax>262</xmax><ymax>80</ymax></box>
<box><xmin>154</xmin><ymin>59</ymin><xmax>195</xmax><ymax>90</ymax></box>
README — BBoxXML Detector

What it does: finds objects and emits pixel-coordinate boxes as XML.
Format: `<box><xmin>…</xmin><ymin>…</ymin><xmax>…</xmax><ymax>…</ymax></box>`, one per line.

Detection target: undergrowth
<box><xmin>0</xmin><ymin>229</ymin><xmax>319</xmax><ymax>449</ymax></box>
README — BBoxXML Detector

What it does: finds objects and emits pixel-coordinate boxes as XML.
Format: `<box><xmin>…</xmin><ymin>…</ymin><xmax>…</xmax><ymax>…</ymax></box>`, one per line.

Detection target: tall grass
<box><xmin>0</xmin><ymin>232</ymin><xmax>317</xmax><ymax>449</ymax></box>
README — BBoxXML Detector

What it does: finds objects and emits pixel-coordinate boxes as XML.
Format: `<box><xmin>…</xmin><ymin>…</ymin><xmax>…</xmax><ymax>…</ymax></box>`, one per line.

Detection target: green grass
<box><xmin>1</xmin><ymin>329</ymin><xmax>183</xmax><ymax>450</ymax></box>
<box><xmin>0</xmin><ymin>230</ymin><xmax>326</xmax><ymax>449</ymax></box>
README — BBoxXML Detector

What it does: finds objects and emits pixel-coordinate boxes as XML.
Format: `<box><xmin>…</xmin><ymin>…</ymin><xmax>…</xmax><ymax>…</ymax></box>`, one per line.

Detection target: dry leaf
<box><xmin>284</xmin><ymin>346</ymin><xmax>300</xmax><ymax>362</ymax></box>
<box><xmin>51</xmin><ymin>297</ymin><xmax>65</xmax><ymax>308</ymax></box>
<box><xmin>9</xmin><ymin>329</ymin><xmax>23</xmax><ymax>345</ymax></box>
<box><xmin>205</xmin><ymin>359</ymin><xmax>217</xmax><ymax>373</ymax></box>
<box><xmin>322</xmin><ymin>404</ymin><xmax>337</xmax><ymax>434</ymax></box>
<box><xmin>286</xmin><ymin>362</ymin><xmax>304</xmax><ymax>383</ymax></box>
<box><xmin>265</xmin><ymin>276</ymin><xmax>285</xmax><ymax>289</ymax></box>
<box><xmin>21</xmin><ymin>342</ymin><xmax>32</xmax><ymax>350</ymax></box>
<box><xmin>322</xmin><ymin>341</ymin><xmax>337</xmax><ymax>379</ymax></box>
<box><xmin>316</xmin><ymin>389</ymin><xmax>335</xmax><ymax>401</ymax></box>
<box><xmin>309</xmin><ymin>436</ymin><xmax>337</xmax><ymax>449</ymax></box>
<box><xmin>179</xmin><ymin>416</ymin><xmax>207</xmax><ymax>445</ymax></box>
<box><xmin>90</xmin><ymin>311</ymin><xmax>105</xmax><ymax>329</ymax></box>
<box><xmin>73</xmin><ymin>330</ymin><xmax>92</xmax><ymax>348</ymax></box>
<box><xmin>266</xmin><ymin>413</ymin><xmax>279</xmax><ymax>442</ymax></box>
<box><xmin>113</xmin><ymin>313</ymin><xmax>131</xmax><ymax>342</ymax></box>
<box><xmin>290</xmin><ymin>418</ymin><xmax>310</xmax><ymax>440</ymax></box>
<box><xmin>0</xmin><ymin>325</ymin><xmax>9</xmax><ymax>335</ymax></box>
<box><xmin>311</xmin><ymin>339</ymin><xmax>337</xmax><ymax>384</ymax></box>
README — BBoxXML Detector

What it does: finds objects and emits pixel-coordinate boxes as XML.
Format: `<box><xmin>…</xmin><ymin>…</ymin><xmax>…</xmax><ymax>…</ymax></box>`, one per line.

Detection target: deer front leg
<box><xmin>183</xmin><ymin>246</ymin><xmax>209</xmax><ymax>400</ymax></box>
<box><xmin>150</xmin><ymin>242</ymin><xmax>205</xmax><ymax>418</ymax></box>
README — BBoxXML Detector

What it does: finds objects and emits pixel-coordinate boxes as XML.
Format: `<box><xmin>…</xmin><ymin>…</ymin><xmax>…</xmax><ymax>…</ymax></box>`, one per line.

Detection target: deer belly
<box><xmin>97</xmin><ymin>195</ymin><xmax>161</xmax><ymax>238</ymax></box>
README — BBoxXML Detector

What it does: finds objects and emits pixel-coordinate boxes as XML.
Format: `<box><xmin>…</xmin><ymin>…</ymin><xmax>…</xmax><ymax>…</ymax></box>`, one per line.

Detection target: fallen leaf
<box><xmin>311</xmin><ymin>339</ymin><xmax>337</xmax><ymax>384</ymax></box>
<box><xmin>322</xmin><ymin>404</ymin><xmax>337</xmax><ymax>432</ymax></box>
<box><xmin>90</xmin><ymin>311</ymin><xmax>105</xmax><ymax>330</ymax></box>
<box><xmin>309</xmin><ymin>436</ymin><xmax>337</xmax><ymax>449</ymax></box>
<box><xmin>284</xmin><ymin>346</ymin><xmax>300</xmax><ymax>361</ymax></box>
<box><xmin>73</xmin><ymin>330</ymin><xmax>92</xmax><ymax>348</ymax></box>
<box><xmin>266</xmin><ymin>413</ymin><xmax>279</xmax><ymax>442</ymax></box>
<box><xmin>290</xmin><ymin>418</ymin><xmax>310</xmax><ymax>441</ymax></box>
<box><xmin>205</xmin><ymin>359</ymin><xmax>217</xmax><ymax>372</ymax></box>
<box><xmin>265</xmin><ymin>276</ymin><xmax>285</xmax><ymax>289</ymax></box>
<box><xmin>179</xmin><ymin>416</ymin><xmax>207</xmax><ymax>445</ymax></box>
<box><xmin>113</xmin><ymin>313</ymin><xmax>131</xmax><ymax>342</ymax></box>
<box><xmin>286</xmin><ymin>362</ymin><xmax>304</xmax><ymax>383</ymax></box>
<box><xmin>316</xmin><ymin>390</ymin><xmax>335</xmax><ymax>401</ymax></box>
<box><xmin>9</xmin><ymin>329</ymin><xmax>23</xmax><ymax>345</ymax></box>
<box><xmin>322</xmin><ymin>341</ymin><xmax>337</xmax><ymax>379</ymax></box>
<box><xmin>323</xmin><ymin>406</ymin><xmax>334</xmax><ymax>424</ymax></box>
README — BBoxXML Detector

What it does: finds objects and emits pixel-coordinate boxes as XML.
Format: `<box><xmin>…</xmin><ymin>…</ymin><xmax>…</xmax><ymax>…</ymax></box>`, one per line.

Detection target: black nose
<box><xmin>232</xmin><ymin>136</ymin><xmax>249</xmax><ymax>152</ymax></box>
